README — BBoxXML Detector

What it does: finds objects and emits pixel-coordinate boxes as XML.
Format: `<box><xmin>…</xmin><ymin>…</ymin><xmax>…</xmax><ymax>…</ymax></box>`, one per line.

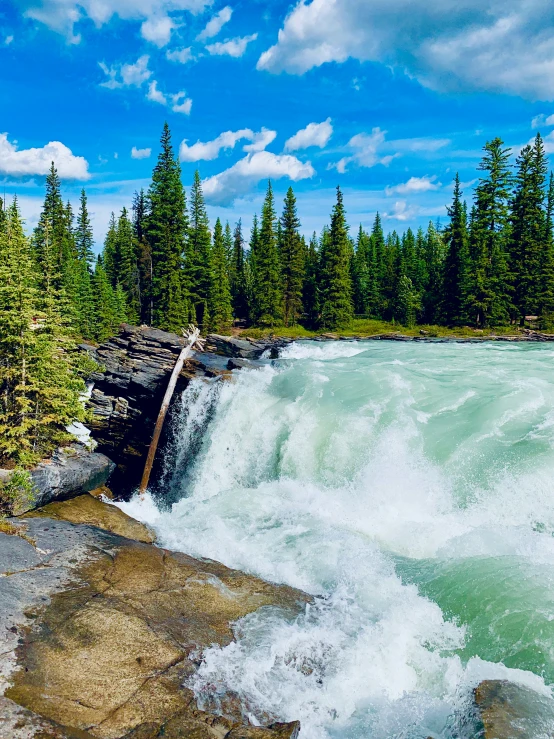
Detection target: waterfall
<box><xmin>119</xmin><ymin>341</ymin><xmax>554</xmax><ymax>738</ymax></box>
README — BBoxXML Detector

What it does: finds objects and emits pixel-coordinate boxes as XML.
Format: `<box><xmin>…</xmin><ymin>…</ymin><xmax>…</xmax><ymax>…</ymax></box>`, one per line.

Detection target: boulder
<box><xmin>474</xmin><ymin>679</ymin><xmax>554</xmax><ymax>738</ymax></box>
<box><xmin>1</xmin><ymin>514</ymin><xmax>309</xmax><ymax>739</ymax></box>
<box><xmin>26</xmin><ymin>445</ymin><xmax>115</xmax><ymax>513</ymax></box>
<box><xmin>24</xmin><ymin>494</ymin><xmax>155</xmax><ymax>543</ymax></box>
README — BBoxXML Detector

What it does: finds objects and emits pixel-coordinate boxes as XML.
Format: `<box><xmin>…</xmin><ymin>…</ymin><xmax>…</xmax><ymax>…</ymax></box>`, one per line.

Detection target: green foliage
<box><xmin>280</xmin><ymin>187</ymin><xmax>305</xmax><ymax>326</ymax></box>
<box><xmin>0</xmin><ymin>469</ymin><xmax>35</xmax><ymax>514</ymax></box>
<box><xmin>251</xmin><ymin>182</ymin><xmax>282</xmax><ymax>326</ymax></box>
<box><xmin>209</xmin><ymin>218</ymin><xmax>233</xmax><ymax>332</ymax></box>
<box><xmin>319</xmin><ymin>187</ymin><xmax>354</xmax><ymax>329</ymax></box>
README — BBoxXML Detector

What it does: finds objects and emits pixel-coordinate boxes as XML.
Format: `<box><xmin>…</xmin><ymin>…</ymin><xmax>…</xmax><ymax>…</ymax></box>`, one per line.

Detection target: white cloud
<box><xmin>330</xmin><ymin>128</ymin><xmax>396</xmax><ymax>173</ymax></box>
<box><xmin>197</xmin><ymin>6</ymin><xmax>232</xmax><ymax>40</ymax></box>
<box><xmin>99</xmin><ymin>54</ymin><xmax>151</xmax><ymax>89</ymax></box>
<box><xmin>166</xmin><ymin>46</ymin><xmax>192</xmax><ymax>63</ymax></box>
<box><xmin>383</xmin><ymin>200</ymin><xmax>421</xmax><ymax>222</ymax></box>
<box><xmin>147</xmin><ymin>79</ymin><xmax>167</xmax><ymax>104</ymax></box>
<box><xmin>243</xmin><ymin>128</ymin><xmax>277</xmax><ymax>152</ymax></box>
<box><xmin>385</xmin><ymin>175</ymin><xmax>440</xmax><ymax>196</ymax></box>
<box><xmin>0</xmin><ymin>133</ymin><xmax>89</xmax><ymax>180</ymax></box>
<box><xmin>257</xmin><ymin>0</ymin><xmax>554</xmax><ymax>100</ymax></box>
<box><xmin>202</xmin><ymin>151</ymin><xmax>315</xmax><ymax>205</ymax></box>
<box><xmin>22</xmin><ymin>0</ymin><xmax>211</xmax><ymax>43</ymax></box>
<box><xmin>206</xmin><ymin>33</ymin><xmax>257</xmax><ymax>58</ymax></box>
<box><xmin>171</xmin><ymin>91</ymin><xmax>193</xmax><ymax>114</ymax></box>
<box><xmin>5</xmin><ymin>35</ymin><xmax>14</xmax><ymax>45</ymax></box>
<box><xmin>140</xmin><ymin>14</ymin><xmax>175</xmax><ymax>47</ymax></box>
<box><xmin>131</xmin><ymin>146</ymin><xmax>152</xmax><ymax>159</ymax></box>
<box><xmin>180</xmin><ymin>127</ymin><xmax>275</xmax><ymax>161</ymax></box>
<box><xmin>532</xmin><ymin>113</ymin><xmax>554</xmax><ymax>128</ymax></box>
<box><xmin>285</xmin><ymin>118</ymin><xmax>333</xmax><ymax>152</ymax></box>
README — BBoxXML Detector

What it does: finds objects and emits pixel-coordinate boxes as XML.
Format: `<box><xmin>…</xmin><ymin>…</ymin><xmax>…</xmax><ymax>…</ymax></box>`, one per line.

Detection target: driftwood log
<box><xmin>139</xmin><ymin>326</ymin><xmax>205</xmax><ymax>497</ymax></box>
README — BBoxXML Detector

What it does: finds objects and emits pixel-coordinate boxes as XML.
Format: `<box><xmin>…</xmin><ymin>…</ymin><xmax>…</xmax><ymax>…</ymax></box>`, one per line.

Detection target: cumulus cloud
<box><xmin>383</xmin><ymin>200</ymin><xmax>421</xmax><ymax>222</ymax></box>
<box><xmin>171</xmin><ymin>91</ymin><xmax>193</xmax><ymax>114</ymax></box>
<box><xmin>206</xmin><ymin>33</ymin><xmax>257</xmax><ymax>57</ymax></box>
<box><xmin>257</xmin><ymin>0</ymin><xmax>554</xmax><ymax>100</ymax></box>
<box><xmin>22</xmin><ymin>0</ymin><xmax>210</xmax><ymax>43</ymax></box>
<box><xmin>131</xmin><ymin>146</ymin><xmax>152</xmax><ymax>159</ymax></box>
<box><xmin>285</xmin><ymin>118</ymin><xmax>333</xmax><ymax>151</ymax></box>
<box><xmin>243</xmin><ymin>128</ymin><xmax>277</xmax><ymax>152</ymax></box>
<box><xmin>330</xmin><ymin>128</ymin><xmax>395</xmax><ymax>173</ymax></box>
<box><xmin>140</xmin><ymin>15</ymin><xmax>175</xmax><ymax>46</ymax></box>
<box><xmin>532</xmin><ymin>113</ymin><xmax>554</xmax><ymax>128</ymax></box>
<box><xmin>202</xmin><ymin>151</ymin><xmax>315</xmax><ymax>205</ymax></box>
<box><xmin>180</xmin><ymin>127</ymin><xmax>276</xmax><ymax>161</ymax></box>
<box><xmin>147</xmin><ymin>79</ymin><xmax>167</xmax><ymax>104</ymax></box>
<box><xmin>166</xmin><ymin>46</ymin><xmax>192</xmax><ymax>63</ymax></box>
<box><xmin>0</xmin><ymin>133</ymin><xmax>89</xmax><ymax>179</ymax></box>
<box><xmin>99</xmin><ymin>54</ymin><xmax>151</xmax><ymax>89</ymax></box>
<box><xmin>386</xmin><ymin>175</ymin><xmax>440</xmax><ymax>196</ymax></box>
<box><xmin>197</xmin><ymin>6</ymin><xmax>232</xmax><ymax>40</ymax></box>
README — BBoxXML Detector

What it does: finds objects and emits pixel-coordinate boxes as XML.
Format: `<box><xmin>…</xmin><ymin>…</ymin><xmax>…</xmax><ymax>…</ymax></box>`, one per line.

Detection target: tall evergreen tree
<box><xmin>303</xmin><ymin>233</ymin><xmax>320</xmax><ymax>327</ymax></box>
<box><xmin>319</xmin><ymin>187</ymin><xmax>353</xmax><ymax>329</ymax></box>
<box><xmin>251</xmin><ymin>182</ymin><xmax>282</xmax><ymax>326</ymax></box>
<box><xmin>231</xmin><ymin>219</ymin><xmax>248</xmax><ymax>320</ymax></box>
<box><xmin>352</xmin><ymin>225</ymin><xmax>370</xmax><ymax>315</ymax></box>
<box><xmin>187</xmin><ymin>170</ymin><xmax>212</xmax><ymax>328</ymax></box>
<box><xmin>280</xmin><ymin>187</ymin><xmax>304</xmax><ymax>326</ymax></box>
<box><xmin>509</xmin><ymin>134</ymin><xmax>548</xmax><ymax>320</ymax></box>
<box><xmin>146</xmin><ymin>123</ymin><xmax>188</xmax><ymax>331</ymax></box>
<box><xmin>442</xmin><ymin>174</ymin><xmax>470</xmax><ymax>325</ymax></box>
<box><xmin>75</xmin><ymin>189</ymin><xmax>94</xmax><ymax>270</ymax></box>
<box><xmin>209</xmin><ymin>218</ymin><xmax>233</xmax><ymax>331</ymax></box>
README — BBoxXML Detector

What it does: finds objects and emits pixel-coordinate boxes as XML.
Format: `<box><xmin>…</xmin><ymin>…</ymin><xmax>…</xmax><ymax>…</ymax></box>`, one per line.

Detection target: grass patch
<box><xmin>239</xmin><ymin>320</ymin><xmax>523</xmax><ymax>341</ymax></box>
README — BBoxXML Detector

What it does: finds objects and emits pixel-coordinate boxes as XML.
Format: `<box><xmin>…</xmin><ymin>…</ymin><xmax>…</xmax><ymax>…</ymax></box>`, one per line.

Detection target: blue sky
<box><xmin>2</xmin><ymin>0</ymin><xmax>554</xmax><ymax>250</ymax></box>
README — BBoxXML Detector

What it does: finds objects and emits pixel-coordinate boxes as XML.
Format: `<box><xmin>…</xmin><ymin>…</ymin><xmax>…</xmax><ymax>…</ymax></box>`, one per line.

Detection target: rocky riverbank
<box><xmin>0</xmin><ymin>495</ymin><xmax>307</xmax><ymax>739</ymax></box>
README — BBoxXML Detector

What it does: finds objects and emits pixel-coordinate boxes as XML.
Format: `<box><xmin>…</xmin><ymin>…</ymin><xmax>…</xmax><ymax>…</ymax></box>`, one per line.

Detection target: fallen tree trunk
<box><xmin>139</xmin><ymin>326</ymin><xmax>204</xmax><ymax>497</ymax></box>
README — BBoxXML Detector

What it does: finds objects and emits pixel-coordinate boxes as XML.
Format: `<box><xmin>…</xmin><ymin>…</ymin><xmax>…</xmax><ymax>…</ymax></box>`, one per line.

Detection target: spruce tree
<box><xmin>352</xmin><ymin>225</ymin><xmax>370</xmax><ymax>315</ymax></box>
<box><xmin>187</xmin><ymin>170</ymin><xmax>212</xmax><ymax>328</ymax></box>
<box><xmin>133</xmin><ymin>189</ymin><xmax>152</xmax><ymax>324</ymax></box>
<box><xmin>303</xmin><ymin>233</ymin><xmax>320</xmax><ymax>327</ymax></box>
<box><xmin>92</xmin><ymin>261</ymin><xmax>118</xmax><ymax>341</ymax></box>
<box><xmin>116</xmin><ymin>208</ymin><xmax>141</xmax><ymax>323</ymax></box>
<box><xmin>319</xmin><ymin>186</ymin><xmax>353</xmax><ymax>329</ymax></box>
<box><xmin>541</xmin><ymin>172</ymin><xmax>554</xmax><ymax>322</ymax></box>
<box><xmin>280</xmin><ymin>187</ymin><xmax>304</xmax><ymax>326</ymax></box>
<box><xmin>509</xmin><ymin>134</ymin><xmax>548</xmax><ymax>320</ymax></box>
<box><xmin>75</xmin><ymin>189</ymin><xmax>95</xmax><ymax>270</ymax></box>
<box><xmin>231</xmin><ymin>219</ymin><xmax>249</xmax><ymax>320</ymax></box>
<box><xmin>442</xmin><ymin>175</ymin><xmax>471</xmax><ymax>325</ymax></box>
<box><xmin>103</xmin><ymin>213</ymin><xmax>118</xmax><ymax>287</ymax></box>
<box><xmin>146</xmin><ymin>123</ymin><xmax>188</xmax><ymax>331</ymax></box>
<box><xmin>251</xmin><ymin>182</ymin><xmax>282</xmax><ymax>326</ymax></box>
<box><xmin>209</xmin><ymin>218</ymin><xmax>233</xmax><ymax>331</ymax></box>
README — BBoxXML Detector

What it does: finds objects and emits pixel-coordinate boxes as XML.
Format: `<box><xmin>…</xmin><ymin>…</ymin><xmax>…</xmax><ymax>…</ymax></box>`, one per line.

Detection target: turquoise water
<box><xmin>121</xmin><ymin>341</ymin><xmax>554</xmax><ymax>738</ymax></box>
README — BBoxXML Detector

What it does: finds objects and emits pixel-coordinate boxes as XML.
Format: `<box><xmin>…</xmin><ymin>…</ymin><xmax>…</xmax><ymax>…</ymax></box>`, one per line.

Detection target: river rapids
<box><xmin>119</xmin><ymin>340</ymin><xmax>554</xmax><ymax>738</ymax></box>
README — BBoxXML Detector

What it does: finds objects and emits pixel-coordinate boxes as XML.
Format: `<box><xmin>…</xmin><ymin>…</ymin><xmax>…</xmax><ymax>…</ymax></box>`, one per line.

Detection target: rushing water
<box><xmin>119</xmin><ymin>341</ymin><xmax>554</xmax><ymax>738</ymax></box>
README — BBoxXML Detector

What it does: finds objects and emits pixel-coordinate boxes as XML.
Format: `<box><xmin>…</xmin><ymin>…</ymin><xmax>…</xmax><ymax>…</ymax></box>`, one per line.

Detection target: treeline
<box><xmin>11</xmin><ymin>126</ymin><xmax>554</xmax><ymax>345</ymax></box>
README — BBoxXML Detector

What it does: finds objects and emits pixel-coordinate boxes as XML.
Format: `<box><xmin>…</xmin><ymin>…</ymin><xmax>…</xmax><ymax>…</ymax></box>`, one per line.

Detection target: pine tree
<box><xmin>251</xmin><ymin>182</ymin><xmax>282</xmax><ymax>326</ymax></box>
<box><xmin>352</xmin><ymin>225</ymin><xmax>370</xmax><ymax>315</ymax></box>
<box><xmin>187</xmin><ymin>170</ymin><xmax>212</xmax><ymax>328</ymax></box>
<box><xmin>422</xmin><ymin>222</ymin><xmax>445</xmax><ymax>323</ymax></box>
<box><xmin>75</xmin><ymin>189</ymin><xmax>95</xmax><ymax>270</ymax></box>
<box><xmin>133</xmin><ymin>189</ymin><xmax>152</xmax><ymax>324</ymax></box>
<box><xmin>303</xmin><ymin>233</ymin><xmax>320</xmax><ymax>327</ymax></box>
<box><xmin>231</xmin><ymin>220</ymin><xmax>248</xmax><ymax>320</ymax></box>
<box><xmin>209</xmin><ymin>218</ymin><xmax>233</xmax><ymax>331</ymax></box>
<box><xmin>541</xmin><ymin>172</ymin><xmax>554</xmax><ymax>323</ymax></box>
<box><xmin>319</xmin><ymin>187</ymin><xmax>353</xmax><ymax>329</ymax></box>
<box><xmin>146</xmin><ymin>123</ymin><xmax>188</xmax><ymax>331</ymax></box>
<box><xmin>103</xmin><ymin>213</ymin><xmax>118</xmax><ymax>287</ymax></box>
<box><xmin>509</xmin><ymin>134</ymin><xmax>548</xmax><ymax>321</ymax></box>
<box><xmin>116</xmin><ymin>207</ymin><xmax>141</xmax><ymax>323</ymax></box>
<box><xmin>92</xmin><ymin>261</ymin><xmax>118</xmax><ymax>341</ymax></box>
<box><xmin>0</xmin><ymin>199</ymin><xmax>89</xmax><ymax>465</ymax></box>
<box><xmin>280</xmin><ymin>187</ymin><xmax>304</xmax><ymax>326</ymax></box>
<box><xmin>442</xmin><ymin>174</ymin><xmax>471</xmax><ymax>325</ymax></box>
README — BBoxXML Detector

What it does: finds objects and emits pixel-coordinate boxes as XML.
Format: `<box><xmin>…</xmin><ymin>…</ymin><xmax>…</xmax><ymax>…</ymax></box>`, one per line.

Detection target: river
<box><xmin>119</xmin><ymin>340</ymin><xmax>554</xmax><ymax>738</ymax></box>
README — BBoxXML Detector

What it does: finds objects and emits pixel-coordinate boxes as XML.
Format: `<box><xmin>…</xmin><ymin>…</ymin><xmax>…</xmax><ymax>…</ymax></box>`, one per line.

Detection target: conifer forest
<box><xmin>1</xmin><ymin>123</ymin><xmax>554</xmax><ymax>466</ymax></box>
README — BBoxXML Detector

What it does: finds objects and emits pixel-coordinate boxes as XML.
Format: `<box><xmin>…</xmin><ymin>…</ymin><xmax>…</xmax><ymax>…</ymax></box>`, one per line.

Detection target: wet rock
<box><xmin>1</xmin><ymin>516</ymin><xmax>309</xmax><ymax>739</ymax></box>
<box><xmin>474</xmin><ymin>679</ymin><xmax>554</xmax><ymax>738</ymax></box>
<box><xmin>227</xmin><ymin>358</ymin><xmax>261</xmax><ymax>371</ymax></box>
<box><xmin>24</xmin><ymin>494</ymin><xmax>155</xmax><ymax>543</ymax></box>
<box><xmin>3</xmin><ymin>445</ymin><xmax>115</xmax><ymax>515</ymax></box>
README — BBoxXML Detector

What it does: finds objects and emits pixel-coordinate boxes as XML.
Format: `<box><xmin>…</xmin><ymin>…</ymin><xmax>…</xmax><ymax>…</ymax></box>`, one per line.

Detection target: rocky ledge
<box><xmin>82</xmin><ymin>325</ymin><xmax>286</xmax><ymax>494</ymax></box>
<box><xmin>0</xmin><ymin>495</ymin><xmax>308</xmax><ymax>739</ymax></box>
